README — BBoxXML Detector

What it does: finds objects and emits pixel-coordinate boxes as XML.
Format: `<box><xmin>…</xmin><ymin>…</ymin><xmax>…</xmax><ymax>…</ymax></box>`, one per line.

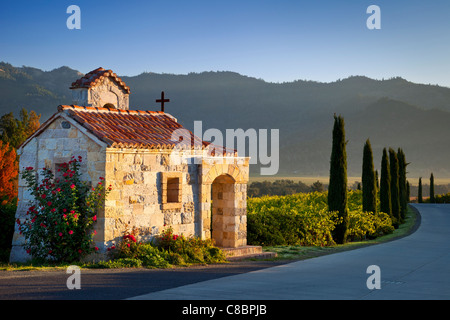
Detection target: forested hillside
<box><xmin>1</xmin><ymin>62</ymin><xmax>449</xmax><ymax>178</ymax></box>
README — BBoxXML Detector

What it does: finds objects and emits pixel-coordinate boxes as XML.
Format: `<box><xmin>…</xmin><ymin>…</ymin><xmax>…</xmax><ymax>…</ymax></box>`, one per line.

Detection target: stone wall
<box><xmin>100</xmin><ymin>149</ymin><xmax>200</xmax><ymax>259</ymax></box>
<box><xmin>71</xmin><ymin>77</ymin><xmax>129</xmax><ymax>110</ymax></box>
<box><xmin>10</xmin><ymin>116</ymin><xmax>107</xmax><ymax>262</ymax></box>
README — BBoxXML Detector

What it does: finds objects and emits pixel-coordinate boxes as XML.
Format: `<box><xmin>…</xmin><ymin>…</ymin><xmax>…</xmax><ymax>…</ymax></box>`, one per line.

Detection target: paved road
<box><xmin>0</xmin><ymin>260</ymin><xmax>285</xmax><ymax>300</ymax></box>
<box><xmin>2</xmin><ymin>204</ymin><xmax>449</xmax><ymax>301</ymax></box>
<box><xmin>129</xmin><ymin>204</ymin><xmax>450</xmax><ymax>300</ymax></box>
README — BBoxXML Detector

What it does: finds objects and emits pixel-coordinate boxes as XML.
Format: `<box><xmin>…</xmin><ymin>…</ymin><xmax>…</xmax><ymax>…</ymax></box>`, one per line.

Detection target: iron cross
<box><xmin>156</xmin><ymin>91</ymin><xmax>170</xmax><ymax>112</ymax></box>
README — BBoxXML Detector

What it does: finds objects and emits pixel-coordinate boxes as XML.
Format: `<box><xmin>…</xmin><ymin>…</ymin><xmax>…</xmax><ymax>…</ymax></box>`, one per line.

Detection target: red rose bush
<box><xmin>17</xmin><ymin>156</ymin><xmax>111</xmax><ymax>263</ymax></box>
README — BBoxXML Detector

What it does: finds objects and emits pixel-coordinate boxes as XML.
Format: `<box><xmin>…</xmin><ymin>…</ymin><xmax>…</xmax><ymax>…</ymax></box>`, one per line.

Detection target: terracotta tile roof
<box><xmin>70</xmin><ymin>67</ymin><xmax>131</xmax><ymax>94</ymax></box>
<box><xmin>56</xmin><ymin>105</ymin><xmax>236</xmax><ymax>155</ymax></box>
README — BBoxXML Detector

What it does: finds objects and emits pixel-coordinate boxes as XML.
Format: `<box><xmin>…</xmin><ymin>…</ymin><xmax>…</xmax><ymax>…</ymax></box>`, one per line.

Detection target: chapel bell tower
<box><xmin>70</xmin><ymin>67</ymin><xmax>130</xmax><ymax>110</ymax></box>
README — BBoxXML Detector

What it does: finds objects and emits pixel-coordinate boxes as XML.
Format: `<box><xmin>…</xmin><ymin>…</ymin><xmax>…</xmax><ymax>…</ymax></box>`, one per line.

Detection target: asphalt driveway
<box><xmin>2</xmin><ymin>204</ymin><xmax>448</xmax><ymax>301</ymax></box>
<box><xmin>129</xmin><ymin>204</ymin><xmax>450</xmax><ymax>300</ymax></box>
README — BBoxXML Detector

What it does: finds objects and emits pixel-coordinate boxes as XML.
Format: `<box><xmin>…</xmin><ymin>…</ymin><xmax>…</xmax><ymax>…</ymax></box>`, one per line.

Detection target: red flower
<box><xmin>26</xmin><ymin>167</ymin><xmax>33</xmax><ymax>170</ymax></box>
<box><xmin>127</xmin><ymin>243</ymin><xmax>131</xmax><ymax>248</ymax></box>
<box><xmin>41</xmin><ymin>194</ymin><xmax>46</xmax><ymax>199</ymax></box>
<box><xmin>56</xmin><ymin>188</ymin><xmax>61</xmax><ymax>192</ymax></box>
<box><xmin>59</xmin><ymin>232</ymin><xmax>63</xmax><ymax>237</ymax></box>
<box><xmin>47</xmin><ymin>201</ymin><xmax>52</xmax><ymax>206</ymax></box>
<box><xmin>92</xmin><ymin>215</ymin><xmax>97</xmax><ymax>221</ymax></box>
<box><xmin>63</xmin><ymin>209</ymin><xmax>67</xmax><ymax>212</ymax></box>
<box><xmin>51</xmin><ymin>208</ymin><xmax>56</xmax><ymax>213</ymax></box>
<box><xmin>70</xmin><ymin>184</ymin><xmax>75</xmax><ymax>189</ymax></box>
<box><xmin>94</xmin><ymin>247</ymin><xmax>99</xmax><ymax>251</ymax></box>
<box><xmin>69</xmin><ymin>230</ymin><xmax>73</xmax><ymax>235</ymax></box>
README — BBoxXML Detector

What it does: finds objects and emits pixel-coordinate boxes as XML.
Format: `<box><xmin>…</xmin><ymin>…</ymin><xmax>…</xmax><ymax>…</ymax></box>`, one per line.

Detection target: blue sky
<box><xmin>2</xmin><ymin>0</ymin><xmax>450</xmax><ymax>86</ymax></box>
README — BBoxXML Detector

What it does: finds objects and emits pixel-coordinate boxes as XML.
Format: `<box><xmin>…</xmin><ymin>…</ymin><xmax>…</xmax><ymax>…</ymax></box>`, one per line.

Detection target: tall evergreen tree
<box><xmin>430</xmin><ymin>173</ymin><xmax>435</xmax><ymax>203</ymax></box>
<box><xmin>328</xmin><ymin>114</ymin><xmax>348</xmax><ymax>244</ymax></box>
<box><xmin>380</xmin><ymin>148</ymin><xmax>391</xmax><ymax>215</ymax></box>
<box><xmin>375</xmin><ymin>170</ymin><xmax>379</xmax><ymax>190</ymax></box>
<box><xmin>397</xmin><ymin>148</ymin><xmax>408</xmax><ymax>222</ymax></box>
<box><xmin>406</xmin><ymin>181</ymin><xmax>410</xmax><ymax>204</ymax></box>
<box><xmin>389</xmin><ymin>148</ymin><xmax>401</xmax><ymax>227</ymax></box>
<box><xmin>418</xmin><ymin>177</ymin><xmax>423</xmax><ymax>203</ymax></box>
<box><xmin>362</xmin><ymin>139</ymin><xmax>377</xmax><ymax>213</ymax></box>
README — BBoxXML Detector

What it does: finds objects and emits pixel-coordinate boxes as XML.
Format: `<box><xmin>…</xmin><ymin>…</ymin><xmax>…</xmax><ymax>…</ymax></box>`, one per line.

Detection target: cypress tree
<box><xmin>362</xmin><ymin>139</ymin><xmax>377</xmax><ymax>213</ymax></box>
<box><xmin>418</xmin><ymin>177</ymin><xmax>423</xmax><ymax>203</ymax></box>
<box><xmin>430</xmin><ymin>173</ymin><xmax>435</xmax><ymax>203</ymax></box>
<box><xmin>328</xmin><ymin>114</ymin><xmax>348</xmax><ymax>244</ymax></box>
<box><xmin>375</xmin><ymin>170</ymin><xmax>379</xmax><ymax>190</ymax></box>
<box><xmin>389</xmin><ymin>148</ymin><xmax>400</xmax><ymax>227</ymax></box>
<box><xmin>406</xmin><ymin>181</ymin><xmax>410</xmax><ymax>203</ymax></box>
<box><xmin>380</xmin><ymin>148</ymin><xmax>391</xmax><ymax>215</ymax></box>
<box><xmin>397</xmin><ymin>148</ymin><xmax>408</xmax><ymax>222</ymax></box>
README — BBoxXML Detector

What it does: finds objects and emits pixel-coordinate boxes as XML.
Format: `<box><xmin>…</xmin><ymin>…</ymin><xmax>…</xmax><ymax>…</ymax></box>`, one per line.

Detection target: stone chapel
<box><xmin>10</xmin><ymin>68</ymin><xmax>251</xmax><ymax>262</ymax></box>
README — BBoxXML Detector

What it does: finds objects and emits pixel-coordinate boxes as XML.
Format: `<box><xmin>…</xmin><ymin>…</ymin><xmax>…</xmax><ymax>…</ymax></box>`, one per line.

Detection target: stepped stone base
<box><xmin>221</xmin><ymin>245</ymin><xmax>277</xmax><ymax>261</ymax></box>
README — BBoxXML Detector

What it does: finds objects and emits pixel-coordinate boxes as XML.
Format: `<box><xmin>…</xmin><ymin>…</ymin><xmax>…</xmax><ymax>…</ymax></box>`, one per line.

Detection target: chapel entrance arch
<box><xmin>199</xmin><ymin>160</ymin><xmax>249</xmax><ymax>248</ymax></box>
<box><xmin>211</xmin><ymin>174</ymin><xmax>235</xmax><ymax>247</ymax></box>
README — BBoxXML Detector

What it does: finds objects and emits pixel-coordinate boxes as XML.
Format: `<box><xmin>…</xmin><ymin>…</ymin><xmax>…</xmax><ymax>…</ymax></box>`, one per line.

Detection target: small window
<box><xmin>167</xmin><ymin>177</ymin><xmax>180</xmax><ymax>203</ymax></box>
<box><xmin>161</xmin><ymin>172</ymin><xmax>182</xmax><ymax>210</ymax></box>
<box><xmin>61</xmin><ymin>121</ymin><xmax>71</xmax><ymax>129</ymax></box>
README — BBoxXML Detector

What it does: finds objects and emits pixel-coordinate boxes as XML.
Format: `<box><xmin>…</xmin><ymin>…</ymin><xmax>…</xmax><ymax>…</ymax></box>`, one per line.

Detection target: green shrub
<box><xmin>107</xmin><ymin>227</ymin><xmax>226</xmax><ymax>268</ymax></box>
<box><xmin>434</xmin><ymin>193</ymin><xmax>450</xmax><ymax>203</ymax></box>
<box><xmin>247</xmin><ymin>190</ymin><xmax>394</xmax><ymax>246</ymax></box>
<box><xmin>18</xmin><ymin>157</ymin><xmax>111</xmax><ymax>263</ymax></box>
<box><xmin>95</xmin><ymin>258</ymin><xmax>142</xmax><ymax>268</ymax></box>
<box><xmin>247</xmin><ymin>192</ymin><xmax>338</xmax><ymax>246</ymax></box>
<box><xmin>347</xmin><ymin>210</ymin><xmax>394</xmax><ymax>241</ymax></box>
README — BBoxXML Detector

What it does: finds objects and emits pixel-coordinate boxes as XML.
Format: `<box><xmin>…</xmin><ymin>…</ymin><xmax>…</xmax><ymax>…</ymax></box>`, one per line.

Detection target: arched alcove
<box><xmin>103</xmin><ymin>103</ymin><xmax>116</xmax><ymax>109</ymax></box>
<box><xmin>211</xmin><ymin>174</ymin><xmax>236</xmax><ymax>247</ymax></box>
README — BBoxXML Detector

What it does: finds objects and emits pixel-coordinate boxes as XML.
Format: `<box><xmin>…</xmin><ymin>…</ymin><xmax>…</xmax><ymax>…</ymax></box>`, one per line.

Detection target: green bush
<box><xmin>247</xmin><ymin>190</ymin><xmax>394</xmax><ymax>246</ymax></box>
<box><xmin>434</xmin><ymin>193</ymin><xmax>450</xmax><ymax>203</ymax></box>
<box><xmin>107</xmin><ymin>227</ymin><xmax>226</xmax><ymax>268</ymax></box>
<box><xmin>17</xmin><ymin>157</ymin><xmax>111</xmax><ymax>263</ymax></box>
<box><xmin>247</xmin><ymin>192</ymin><xmax>338</xmax><ymax>246</ymax></box>
<box><xmin>347</xmin><ymin>210</ymin><xmax>394</xmax><ymax>242</ymax></box>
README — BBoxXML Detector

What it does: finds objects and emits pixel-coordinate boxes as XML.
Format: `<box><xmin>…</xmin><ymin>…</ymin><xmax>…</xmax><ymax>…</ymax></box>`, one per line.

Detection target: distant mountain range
<box><xmin>1</xmin><ymin>61</ymin><xmax>449</xmax><ymax>179</ymax></box>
